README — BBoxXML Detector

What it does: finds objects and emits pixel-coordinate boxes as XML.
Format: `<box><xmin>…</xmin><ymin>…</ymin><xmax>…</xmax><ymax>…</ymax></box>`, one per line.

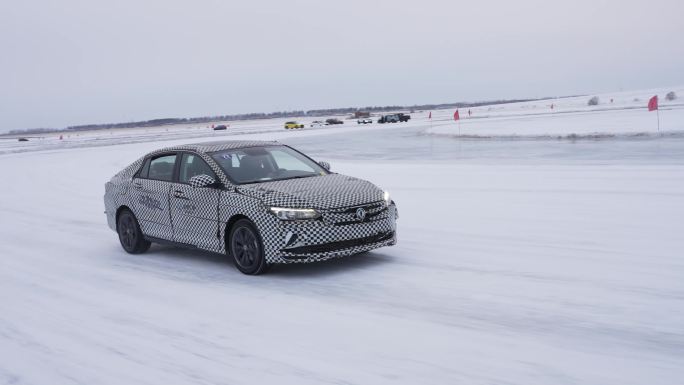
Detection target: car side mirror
<box><xmin>319</xmin><ymin>161</ymin><xmax>331</xmax><ymax>171</ymax></box>
<box><xmin>188</xmin><ymin>174</ymin><xmax>217</xmax><ymax>188</ymax></box>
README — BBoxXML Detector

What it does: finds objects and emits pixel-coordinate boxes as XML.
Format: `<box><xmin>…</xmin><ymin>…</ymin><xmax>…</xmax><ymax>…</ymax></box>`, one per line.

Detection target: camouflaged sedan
<box><xmin>104</xmin><ymin>141</ymin><xmax>398</xmax><ymax>275</ymax></box>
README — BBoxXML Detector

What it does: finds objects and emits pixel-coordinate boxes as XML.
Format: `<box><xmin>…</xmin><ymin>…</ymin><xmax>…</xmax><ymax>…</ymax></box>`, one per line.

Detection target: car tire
<box><xmin>117</xmin><ymin>209</ymin><xmax>151</xmax><ymax>254</ymax></box>
<box><xmin>229</xmin><ymin>219</ymin><xmax>268</xmax><ymax>275</ymax></box>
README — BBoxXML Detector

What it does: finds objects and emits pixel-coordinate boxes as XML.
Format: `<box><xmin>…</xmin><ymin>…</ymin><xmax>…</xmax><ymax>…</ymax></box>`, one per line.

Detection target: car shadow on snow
<box><xmin>268</xmin><ymin>252</ymin><xmax>394</xmax><ymax>278</ymax></box>
<box><xmin>142</xmin><ymin>244</ymin><xmax>393</xmax><ymax>278</ymax></box>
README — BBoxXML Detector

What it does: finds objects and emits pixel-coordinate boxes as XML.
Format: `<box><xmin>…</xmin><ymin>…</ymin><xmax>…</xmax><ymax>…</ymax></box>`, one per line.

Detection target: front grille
<box><xmin>336</xmin><ymin>202</ymin><xmax>384</xmax><ymax>214</ymax></box>
<box><xmin>282</xmin><ymin>231</ymin><xmax>394</xmax><ymax>257</ymax></box>
<box><xmin>323</xmin><ymin>202</ymin><xmax>388</xmax><ymax>226</ymax></box>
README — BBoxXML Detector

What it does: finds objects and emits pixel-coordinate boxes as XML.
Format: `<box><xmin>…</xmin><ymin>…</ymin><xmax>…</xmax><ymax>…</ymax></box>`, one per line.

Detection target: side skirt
<box><xmin>144</xmin><ymin>236</ymin><xmax>198</xmax><ymax>250</ymax></box>
<box><xmin>143</xmin><ymin>236</ymin><xmax>227</xmax><ymax>259</ymax></box>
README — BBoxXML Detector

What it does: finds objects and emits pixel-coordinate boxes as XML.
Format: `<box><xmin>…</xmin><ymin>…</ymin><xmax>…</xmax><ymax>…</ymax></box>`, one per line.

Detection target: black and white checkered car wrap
<box><xmin>188</xmin><ymin>174</ymin><xmax>216</xmax><ymax>188</ymax></box>
<box><xmin>104</xmin><ymin>140</ymin><xmax>397</xmax><ymax>264</ymax></box>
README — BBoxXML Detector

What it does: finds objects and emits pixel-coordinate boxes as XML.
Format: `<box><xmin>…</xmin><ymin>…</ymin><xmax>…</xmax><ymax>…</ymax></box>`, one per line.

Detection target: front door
<box><xmin>169</xmin><ymin>152</ymin><xmax>221</xmax><ymax>251</ymax></box>
<box><xmin>130</xmin><ymin>153</ymin><xmax>177</xmax><ymax>240</ymax></box>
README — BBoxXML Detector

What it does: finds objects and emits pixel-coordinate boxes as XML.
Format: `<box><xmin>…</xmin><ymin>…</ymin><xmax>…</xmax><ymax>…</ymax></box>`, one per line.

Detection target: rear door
<box><xmin>130</xmin><ymin>153</ymin><xmax>177</xmax><ymax>240</ymax></box>
<box><xmin>169</xmin><ymin>152</ymin><xmax>222</xmax><ymax>251</ymax></box>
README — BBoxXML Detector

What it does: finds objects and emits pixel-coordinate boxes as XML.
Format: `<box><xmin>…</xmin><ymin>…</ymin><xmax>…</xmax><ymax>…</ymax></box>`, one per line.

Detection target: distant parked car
<box><xmin>357</xmin><ymin>118</ymin><xmax>373</xmax><ymax>124</ymax></box>
<box><xmin>18</xmin><ymin>137</ymin><xmax>29</xmax><ymax>142</ymax></box>
<box><xmin>310</xmin><ymin>120</ymin><xmax>326</xmax><ymax>128</ymax></box>
<box><xmin>377</xmin><ymin>115</ymin><xmax>398</xmax><ymax>124</ymax></box>
<box><xmin>326</xmin><ymin>118</ymin><xmax>344</xmax><ymax>125</ymax></box>
<box><xmin>213</xmin><ymin>125</ymin><xmax>227</xmax><ymax>130</ymax></box>
<box><xmin>397</xmin><ymin>113</ymin><xmax>411</xmax><ymax>122</ymax></box>
<box><xmin>284</xmin><ymin>121</ymin><xmax>304</xmax><ymax>129</ymax></box>
<box><xmin>377</xmin><ymin>113</ymin><xmax>410</xmax><ymax>124</ymax></box>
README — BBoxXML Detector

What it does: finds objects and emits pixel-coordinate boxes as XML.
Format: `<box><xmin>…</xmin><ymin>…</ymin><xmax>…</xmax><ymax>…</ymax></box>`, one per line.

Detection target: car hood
<box><xmin>235</xmin><ymin>173</ymin><xmax>384</xmax><ymax>210</ymax></box>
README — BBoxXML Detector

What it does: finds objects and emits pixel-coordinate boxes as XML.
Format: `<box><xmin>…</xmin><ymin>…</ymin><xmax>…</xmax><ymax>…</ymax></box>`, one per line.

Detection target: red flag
<box><xmin>453</xmin><ymin>110</ymin><xmax>460</xmax><ymax>121</ymax></box>
<box><xmin>428</xmin><ymin>111</ymin><xmax>432</xmax><ymax>119</ymax></box>
<box><xmin>648</xmin><ymin>95</ymin><xmax>658</xmax><ymax>111</ymax></box>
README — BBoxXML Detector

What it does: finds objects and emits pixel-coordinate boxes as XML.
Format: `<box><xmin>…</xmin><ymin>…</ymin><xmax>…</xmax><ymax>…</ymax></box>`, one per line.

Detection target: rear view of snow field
<box><xmin>1</xmin><ymin>89</ymin><xmax>684</xmax><ymax>385</ymax></box>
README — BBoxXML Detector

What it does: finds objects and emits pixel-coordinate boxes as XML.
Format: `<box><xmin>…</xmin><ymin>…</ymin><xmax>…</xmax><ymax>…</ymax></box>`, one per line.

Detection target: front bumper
<box><xmin>265</xmin><ymin>203</ymin><xmax>398</xmax><ymax>264</ymax></box>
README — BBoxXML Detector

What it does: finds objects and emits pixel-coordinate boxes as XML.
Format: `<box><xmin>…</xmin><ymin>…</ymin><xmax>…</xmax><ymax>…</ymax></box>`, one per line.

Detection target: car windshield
<box><xmin>210</xmin><ymin>145</ymin><xmax>328</xmax><ymax>184</ymax></box>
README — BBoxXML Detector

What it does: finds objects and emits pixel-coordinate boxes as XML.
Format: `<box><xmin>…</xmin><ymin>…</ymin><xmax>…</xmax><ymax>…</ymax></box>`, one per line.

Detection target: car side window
<box><xmin>148</xmin><ymin>154</ymin><xmax>177</xmax><ymax>182</ymax></box>
<box><xmin>179</xmin><ymin>153</ymin><xmax>216</xmax><ymax>183</ymax></box>
<box><xmin>136</xmin><ymin>158</ymin><xmax>150</xmax><ymax>178</ymax></box>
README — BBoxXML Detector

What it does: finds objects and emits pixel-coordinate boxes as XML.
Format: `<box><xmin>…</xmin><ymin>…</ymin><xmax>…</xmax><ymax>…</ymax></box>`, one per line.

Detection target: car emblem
<box><xmin>355</xmin><ymin>207</ymin><xmax>366</xmax><ymax>221</ymax></box>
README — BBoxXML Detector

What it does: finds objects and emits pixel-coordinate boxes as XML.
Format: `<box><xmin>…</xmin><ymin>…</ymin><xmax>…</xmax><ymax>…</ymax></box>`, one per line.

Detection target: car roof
<box><xmin>150</xmin><ymin>140</ymin><xmax>281</xmax><ymax>155</ymax></box>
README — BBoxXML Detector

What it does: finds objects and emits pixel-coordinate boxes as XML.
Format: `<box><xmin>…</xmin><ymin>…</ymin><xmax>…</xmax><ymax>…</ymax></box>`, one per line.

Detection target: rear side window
<box><xmin>136</xmin><ymin>159</ymin><xmax>150</xmax><ymax>178</ymax></box>
<box><xmin>148</xmin><ymin>154</ymin><xmax>177</xmax><ymax>181</ymax></box>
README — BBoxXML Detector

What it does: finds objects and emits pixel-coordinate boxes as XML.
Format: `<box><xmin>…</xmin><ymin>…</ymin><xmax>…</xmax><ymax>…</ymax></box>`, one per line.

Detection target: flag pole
<box><xmin>430</xmin><ymin>112</ymin><xmax>433</xmax><ymax>155</ymax></box>
<box><xmin>649</xmin><ymin>95</ymin><xmax>660</xmax><ymax>134</ymax></box>
<box><xmin>458</xmin><ymin>119</ymin><xmax>462</xmax><ymax>158</ymax></box>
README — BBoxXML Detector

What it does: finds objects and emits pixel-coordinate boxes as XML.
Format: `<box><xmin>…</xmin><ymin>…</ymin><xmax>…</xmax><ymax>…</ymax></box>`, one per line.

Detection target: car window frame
<box><xmin>175</xmin><ymin>151</ymin><xmax>219</xmax><ymax>186</ymax></box>
<box><xmin>134</xmin><ymin>158</ymin><xmax>151</xmax><ymax>179</ymax></box>
<box><xmin>134</xmin><ymin>152</ymin><xmax>180</xmax><ymax>183</ymax></box>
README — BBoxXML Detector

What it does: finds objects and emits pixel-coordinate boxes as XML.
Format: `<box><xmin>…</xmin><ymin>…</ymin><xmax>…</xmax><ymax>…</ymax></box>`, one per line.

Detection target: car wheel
<box><xmin>229</xmin><ymin>219</ymin><xmax>268</xmax><ymax>275</ymax></box>
<box><xmin>117</xmin><ymin>209</ymin><xmax>151</xmax><ymax>254</ymax></box>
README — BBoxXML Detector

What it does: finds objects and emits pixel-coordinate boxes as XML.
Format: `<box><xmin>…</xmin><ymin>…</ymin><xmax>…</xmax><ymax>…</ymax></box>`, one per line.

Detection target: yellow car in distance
<box><xmin>284</xmin><ymin>121</ymin><xmax>304</xmax><ymax>129</ymax></box>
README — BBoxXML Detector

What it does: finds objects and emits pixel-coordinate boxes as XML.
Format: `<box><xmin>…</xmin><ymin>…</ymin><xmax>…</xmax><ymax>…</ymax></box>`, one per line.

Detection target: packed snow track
<box><xmin>1</xmin><ymin>104</ymin><xmax>683</xmax><ymax>384</ymax></box>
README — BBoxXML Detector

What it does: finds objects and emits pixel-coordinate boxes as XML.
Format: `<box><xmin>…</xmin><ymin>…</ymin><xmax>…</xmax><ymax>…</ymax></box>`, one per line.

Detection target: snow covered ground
<box><xmin>425</xmin><ymin>86</ymin><xmax>684</xmax><ymax>138</ymax></box>
<box><xmin>3</xmin><ymin>85</ymin><xmax>683</xmax><ymax>156</ymax></box>
<box><xmin>1</xmin><ymin>90</ymin><xmax>684</xmax><ymax>385</ymax></box>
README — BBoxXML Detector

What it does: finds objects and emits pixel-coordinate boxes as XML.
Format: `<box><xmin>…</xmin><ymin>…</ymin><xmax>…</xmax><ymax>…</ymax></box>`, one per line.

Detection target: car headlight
<box><xmin>270</xmin><ymin>207</ymin><xmax>321</xmax><ymax>220</ymax></box>
<box><xmin>383</xmin><ymin>190</ymin><xmax>391</xmax><ymax>206</ymax></box>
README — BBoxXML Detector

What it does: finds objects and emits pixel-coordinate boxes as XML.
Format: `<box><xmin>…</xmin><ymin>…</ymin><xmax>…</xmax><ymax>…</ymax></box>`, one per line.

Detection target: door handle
<box><xmin>173</xmin><ymin>190</ymin><xmax>189</xmax><ymax>200</ymax></box>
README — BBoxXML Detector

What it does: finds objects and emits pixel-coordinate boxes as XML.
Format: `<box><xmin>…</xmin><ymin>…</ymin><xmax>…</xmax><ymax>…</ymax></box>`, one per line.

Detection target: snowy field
<box><xmin>1</xmin><ymin>89</ymin><xmax>684</xmax><ymax>385</ymax></box>
<box><xmin>425</xmin><ymin>86</ymin><xmax>684</xmax><ymax>139</ymax></box>
<box><xmin>3</xmin><ymin>86</ymin><xmax>683</xmax><ymax>155</ymax></box>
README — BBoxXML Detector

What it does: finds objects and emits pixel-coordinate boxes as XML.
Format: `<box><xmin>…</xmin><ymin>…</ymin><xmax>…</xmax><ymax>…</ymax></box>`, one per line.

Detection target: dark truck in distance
<box><xmin>377</xmin><ymin>113</ymin><xmax>411</xmax><ymax>123</ymax></box>
<box><xmin>325</xmin><ymin>118</ymin><xmax>344</xmax><ymax>125</ymax></box>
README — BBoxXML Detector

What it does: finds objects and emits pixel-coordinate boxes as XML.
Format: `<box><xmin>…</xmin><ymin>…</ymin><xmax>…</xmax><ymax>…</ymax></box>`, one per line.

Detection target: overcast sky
<box><xmin>1</xmin><ymin>0</ymin><xmax>683</xmax><ymax>132</ymax></box>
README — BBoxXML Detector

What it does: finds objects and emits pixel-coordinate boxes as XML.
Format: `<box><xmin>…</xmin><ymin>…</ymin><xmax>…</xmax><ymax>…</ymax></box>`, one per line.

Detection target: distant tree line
<box><xmin>6</xmin><ymin>98</ymin><xmax>539</xmax><ymax>135</ymax></box>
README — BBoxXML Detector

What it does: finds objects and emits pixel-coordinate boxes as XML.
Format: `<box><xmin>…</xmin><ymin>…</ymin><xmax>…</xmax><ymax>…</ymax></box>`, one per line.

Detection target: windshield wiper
<box><xmin>239</xmin><ymin>174</ymin><xmax>317</xmax><ymax>185</ymax></box>
<box><xmin>239</xmin><ymin>179</ymin><xmax>274</xmax><ymax>185</ymax></box>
